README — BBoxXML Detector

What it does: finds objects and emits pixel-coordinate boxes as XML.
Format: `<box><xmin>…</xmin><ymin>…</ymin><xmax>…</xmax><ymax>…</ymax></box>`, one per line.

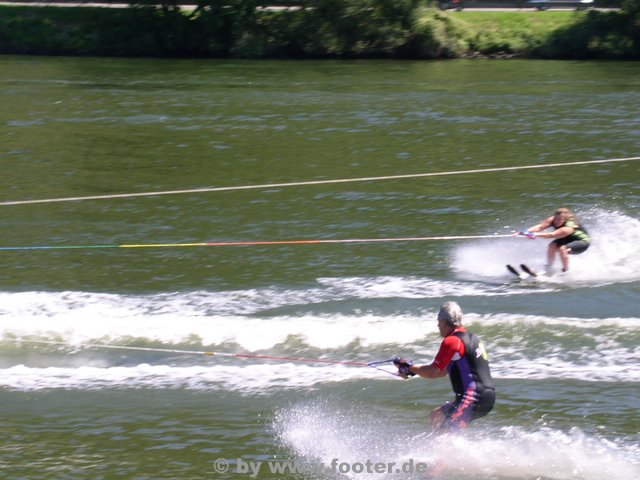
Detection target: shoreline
<box><xmin>0</xmin><ymin>3</ymin><xmax>636</xmax><ymax>59</ymax></box>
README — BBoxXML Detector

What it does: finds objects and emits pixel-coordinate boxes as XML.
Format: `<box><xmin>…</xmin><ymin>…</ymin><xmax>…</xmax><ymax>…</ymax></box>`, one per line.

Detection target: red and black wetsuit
<box><xmin>432</xmin><ymin>327</ymin><xmax>495</xmax><ymax>429</ymax></box>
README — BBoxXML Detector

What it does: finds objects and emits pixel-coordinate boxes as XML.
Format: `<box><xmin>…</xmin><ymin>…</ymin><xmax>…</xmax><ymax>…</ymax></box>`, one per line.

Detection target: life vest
<box><xmin>557</xmin><ymin>219</ymin><xmax>591</xmax><ymax>243</ymax></box>
<box><xmin>448</xmin><ymin>331</ymin><xmax>494</xmax><ymax>398</ymax></box>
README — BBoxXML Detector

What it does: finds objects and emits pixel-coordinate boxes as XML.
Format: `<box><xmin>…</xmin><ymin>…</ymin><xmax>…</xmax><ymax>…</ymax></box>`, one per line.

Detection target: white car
<box><xmin>528</xmin><ymin>0</ymin><xmax>594</xmax><ymax>10</ymax></box>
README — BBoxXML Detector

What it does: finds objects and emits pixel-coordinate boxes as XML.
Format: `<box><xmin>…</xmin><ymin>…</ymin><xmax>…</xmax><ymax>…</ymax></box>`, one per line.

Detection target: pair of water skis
<box><xmin>506</xmin><ymin>264</ymin><xmax>539</xmax><ymax>280</ymax></box>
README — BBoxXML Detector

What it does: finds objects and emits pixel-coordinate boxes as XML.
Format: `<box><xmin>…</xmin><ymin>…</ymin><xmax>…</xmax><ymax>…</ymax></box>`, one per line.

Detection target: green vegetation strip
<box><xmin>0</xmin><ymin>2</ymin><xmax>638</xmax><ymax>58</ymax></box>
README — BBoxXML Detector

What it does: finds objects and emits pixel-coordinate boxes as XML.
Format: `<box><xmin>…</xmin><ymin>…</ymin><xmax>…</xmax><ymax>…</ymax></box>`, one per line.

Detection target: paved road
<box><xmin>0</xmin><ymin>2</ymin><xmax>618</xmax><ymax>11</ymax></box>
<box><xmin>0</xmin><ymin>2</ymin><xmax>300</xmax><ymax>8</ymax></box>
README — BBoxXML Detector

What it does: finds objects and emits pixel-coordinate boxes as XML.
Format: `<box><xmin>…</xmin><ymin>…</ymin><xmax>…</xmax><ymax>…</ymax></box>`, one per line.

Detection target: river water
<box><xmin>1</xmin><ymin>56</ymin><xmax>639</xmax><ymax>479</ymax></box>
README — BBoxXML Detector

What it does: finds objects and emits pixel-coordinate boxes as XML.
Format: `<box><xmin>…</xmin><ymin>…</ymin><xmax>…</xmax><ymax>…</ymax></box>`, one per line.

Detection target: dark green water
<box><xmin>1</xmin><ymin>56</ymin><xmax>639</xmax><ymax>479</ymax></box>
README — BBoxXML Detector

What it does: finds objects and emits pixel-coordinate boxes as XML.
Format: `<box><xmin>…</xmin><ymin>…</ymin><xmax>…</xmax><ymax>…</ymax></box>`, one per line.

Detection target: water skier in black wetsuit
<box><xmin>521</xmin><ymin>208</ymin><xmax>590</xmax><ymax>273</ymax></box>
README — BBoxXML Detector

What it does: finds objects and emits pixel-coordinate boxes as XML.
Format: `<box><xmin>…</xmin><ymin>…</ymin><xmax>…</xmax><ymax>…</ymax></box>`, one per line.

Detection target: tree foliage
<box><xmin>539</xmin><ymin>7</ymin><xmax>640</xmax><ymax>58</ymax></box>
<box><xmin>0</xmin><ymin>1</ymin><xmax>638</xmax><ymax>58</ymax></box>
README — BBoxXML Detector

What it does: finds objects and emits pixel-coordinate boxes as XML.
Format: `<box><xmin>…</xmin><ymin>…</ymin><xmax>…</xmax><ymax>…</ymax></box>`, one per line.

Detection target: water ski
<box><xmin>520</xmin><ymin>263</ymin><xmax>538</xmax><ymax>277</ymax></box>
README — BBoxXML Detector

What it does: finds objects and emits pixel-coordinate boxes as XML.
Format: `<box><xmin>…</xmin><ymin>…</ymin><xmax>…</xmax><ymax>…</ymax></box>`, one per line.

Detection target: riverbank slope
<box><xmin>1</xmin><ymin>3</ymin><xmax>638</xmax><ymax>58</ymax></box>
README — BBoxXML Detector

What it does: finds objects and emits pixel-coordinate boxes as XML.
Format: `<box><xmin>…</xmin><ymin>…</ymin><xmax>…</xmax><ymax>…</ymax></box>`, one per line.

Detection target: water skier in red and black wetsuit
<box><xmin>395</xmin><ymin>301</ymin><xmax>495</xmax><ymax>431</ymax></box>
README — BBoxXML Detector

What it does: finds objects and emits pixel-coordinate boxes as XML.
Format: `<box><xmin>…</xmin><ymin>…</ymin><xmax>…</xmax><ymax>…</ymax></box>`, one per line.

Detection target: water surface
<box><xmin>1</xmin><ymin>56</ymin><xmax>639</xmax><ymax>479</ymax></box>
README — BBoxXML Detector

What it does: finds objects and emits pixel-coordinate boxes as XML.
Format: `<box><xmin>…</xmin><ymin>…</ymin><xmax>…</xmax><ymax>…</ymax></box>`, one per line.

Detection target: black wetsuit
<box><xmin>553</xmin><ymin>219</ymin><xmax>591</xmax><ymax>254</ymax></box>
<box><xmin>436</xmin><ymin>329</ymin><xmax>495</xmax><ymax>428</ymax></box>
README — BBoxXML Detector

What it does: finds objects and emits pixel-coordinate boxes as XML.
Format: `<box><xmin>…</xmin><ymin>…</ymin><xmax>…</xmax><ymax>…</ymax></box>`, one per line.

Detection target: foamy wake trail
<box><xmin>3</xmin><ymin>291</ymin><xmax>637</xmax><ymax>353</ymax></box>
<box><xmin>3</xmin><ymin>309</ymin><xmax>639</xmax><ymax>385</ymax></box>
<box><xmin>275</xmin><ymin>400</ymin><xmax>640</xmax><ymax>480</ymax></box>
<box><xmin>1</xmin><ymin>311</ymin><xmax>427</xmax><ymax>351</ymax></box>
<box><xmin>0</xmin><ymin>364</ymin><xmax>387</xmax><ymax>392</ymax></box>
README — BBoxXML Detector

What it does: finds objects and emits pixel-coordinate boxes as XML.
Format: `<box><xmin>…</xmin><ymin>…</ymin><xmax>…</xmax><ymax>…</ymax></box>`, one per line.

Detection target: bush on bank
<box><xmin>0</xmin><ymin>0</ymin><xmax>638</xmax><ymax>58</ymax></box>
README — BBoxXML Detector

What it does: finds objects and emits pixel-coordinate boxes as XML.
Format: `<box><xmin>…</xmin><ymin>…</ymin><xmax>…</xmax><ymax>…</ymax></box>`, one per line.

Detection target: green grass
<box><xmin>446</xmin><ymin>10</ymin><xmax>586</xmax><ymax>53</ymax></box>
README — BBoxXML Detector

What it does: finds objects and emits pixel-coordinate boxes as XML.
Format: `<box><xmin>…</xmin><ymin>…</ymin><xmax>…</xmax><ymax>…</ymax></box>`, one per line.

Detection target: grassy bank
<box><xmin>450</xmin><ymin>11</ymin><xmax>577</xmax><ymax>54</ymax></box>
<box><xmin>409</xmin><ymin>9</ymin><xmax>582</xmax><ymax>57</ymax></box>
<box><xmin>0</xmin><ymin>3</ymin><xmax>638</xmax><ymax>58</ymax></box>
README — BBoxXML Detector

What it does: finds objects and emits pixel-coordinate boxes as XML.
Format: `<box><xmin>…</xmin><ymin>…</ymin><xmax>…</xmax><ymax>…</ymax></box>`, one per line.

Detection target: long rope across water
<box><xmin>1</xmin><ymin>156</ymin><xmax>638</xmax><ymax>207</ymax></box>
<box><xmin>0</xmin><ymin>234</ymin><xmax>514</xmax><ymax>251</ymax></box>
<box><xmin>21</xmin><ymin>340</ymin><xmax>401</xmax><ymax>377</ymax></box>
<box><xmin>1</xmin><ymin>157</ymin><xmax>633</xmax><ymax>251</ymax></box>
